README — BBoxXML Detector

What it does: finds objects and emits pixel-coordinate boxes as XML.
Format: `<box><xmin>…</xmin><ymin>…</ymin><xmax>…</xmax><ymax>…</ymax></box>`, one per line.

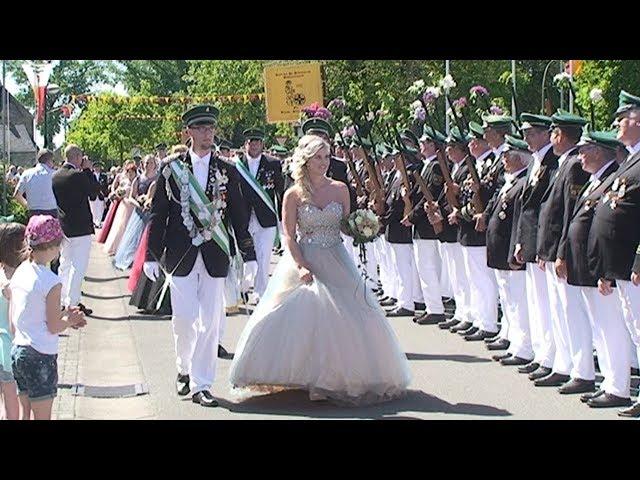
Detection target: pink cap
<box><xmin>25</xmin><ymin>215</ymin><xmax>64</xmax><ymax>247</ymax></box>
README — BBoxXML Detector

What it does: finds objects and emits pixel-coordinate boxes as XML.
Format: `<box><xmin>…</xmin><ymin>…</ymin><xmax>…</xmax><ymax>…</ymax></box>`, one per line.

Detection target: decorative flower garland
<box><xmin>162</xmin><ymin>155</ymin><xmax>229</xmax><ymax>246</ymax></box>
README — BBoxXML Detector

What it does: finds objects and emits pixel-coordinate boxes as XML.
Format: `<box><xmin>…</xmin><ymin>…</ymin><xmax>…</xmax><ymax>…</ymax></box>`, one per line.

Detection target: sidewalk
<box><xmin>53</xmin><ymin>240</ymin><xmax>156</xmax><ymax>420</ymax></box>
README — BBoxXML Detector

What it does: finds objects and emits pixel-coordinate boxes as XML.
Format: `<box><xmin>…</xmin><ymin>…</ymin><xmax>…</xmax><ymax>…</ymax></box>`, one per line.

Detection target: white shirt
<box><xmin>421</xmin><ymin>154</ymin><xmax>437</xmax><ymax>175</ymax></box>
<box><xmin>10</xmin><ymin>261</ymin><xmax>62</xmax><ymax>355</ymax></box>
<box><xmin>189</xmin><ymin>149</ymin><xmax>211</xmax><ymax>190</ymax></box>
<box><xmin>627</xmin><ymin>140</ymin><xmax>640</xmax><ymax>157</ymax></box>
<box><xmin>529</xmin><ymin>142</ymin><xmax>553</xmax><ymax>185</ymax></box>
<box><xmin>475</xmin><ymin>149</ymin><xmax>493</xmax><ymax>173</ymax></box>
<box><xmin>499</xmin><ymin>167</ymin><xmax>528</xmax><ymax>196</ymax></box>
<box><xmin>582</xmin><ymin>159</ymin><xmax>616</xmax><ymax>199</ymax></box>
<box><xmin>246</xmin><ymin>153</ymin><xmax>261</xmax><ymax>177</ymax></box>
<box><xmin>15</xmin><ymin>163</ymin><xmax>58</xmax><ymax>211</ymax></box>
<box><xmin>493</xmin><ymin>142</ymin><xmax>507</xmax><ymax>160</ymax></box>
<box><xmin>557</xmin><ymin>147</ymin><xmax>576</xmax><ymax>170</ymax></box>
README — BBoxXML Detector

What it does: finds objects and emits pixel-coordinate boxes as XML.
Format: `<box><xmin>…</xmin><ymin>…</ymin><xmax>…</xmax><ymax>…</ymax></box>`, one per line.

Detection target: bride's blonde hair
<box><xmin>290</xmin><ymin>134</ymin><xmax>330</xmax><ymax>202</ymax></box>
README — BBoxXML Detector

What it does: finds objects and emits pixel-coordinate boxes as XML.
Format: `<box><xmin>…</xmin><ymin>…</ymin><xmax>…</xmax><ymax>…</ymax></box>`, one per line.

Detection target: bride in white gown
<box><xmin>229</xmin><ymin>135</ymin><xmax>411</xmax><ymax>406</ymax></box>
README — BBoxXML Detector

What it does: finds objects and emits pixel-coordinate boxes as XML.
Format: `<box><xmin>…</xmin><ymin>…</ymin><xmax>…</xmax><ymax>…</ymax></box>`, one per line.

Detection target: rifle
<box><xmin>412</xmin><ymin>170</ymin><xmax>443</xmax><ymax>234</ymax></box>
<box><xmin>437</xmin><ymin>149</ymin><xmax>460</xmax><ymax>209</ymax></box>
<box><xmin>336</xmin><ymin>129</ymin><xmax>365</xmax><ymax>197</ymax></box>
<box><xmin>464</xmin><ymin>156</ymin><xmax>485</xmax><ymax>214</ymax></box>
<box><xmin>390</xmin><ymin>123</ymin><xmax>415</xmax><ymax>218</ymax></box>
<box><xmin>353</xmin><ymin>123</ymin><xmax>384</xmax><ymax>206</ymax></box>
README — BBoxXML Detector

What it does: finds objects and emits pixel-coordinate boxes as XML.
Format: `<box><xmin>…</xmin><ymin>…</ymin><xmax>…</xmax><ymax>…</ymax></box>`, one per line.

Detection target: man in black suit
<box><xmin>532</xmin><ymin>111</ymin><xmax>590</xmax><ymax>389</ymax></box>
<box><xmin>511</xmin><ymin>113</ymin><xmax>559</xmax><ymax>381</ymax></box>
<box><xmin>482</xmin><ymin>135</ymin><xmax>532</xmax><ymax>364</ymax></box>
<box><xmin>380</xmin><ymin>133</ymin><xmax>423</xmax><ymax>318</ymax></box>
<box><xmin>559</xmin><ymin>131</ymin><xmax>629</xmax><ymax>405</ymax></box>
<box><xmin>234</xmin><ymin>127</ymin><xmax>285</xmax><ymax>303</ymax></box>
<box><xmin>145</xmin><ymin>105</ymin><xmax>255</xmax><ymax>408</ymax></box>
<box><xmin>89</xmin><ymin>162</ymin><xmax>109</xmax><ymax>228</ymax></box>
<box><xmin>51</xmin><ymin>144</ymin><xmax>100</xmax><ymax>315</ymax></box>
<box><xmin>587</xmin><ymin>90</ymin><xmax>640</xmax><ymax>413</ymax></box>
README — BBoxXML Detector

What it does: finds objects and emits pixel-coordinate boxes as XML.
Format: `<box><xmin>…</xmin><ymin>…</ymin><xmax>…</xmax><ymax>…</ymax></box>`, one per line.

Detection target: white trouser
<box><xmin>59</xmin><ymin>234</ymin><xmax>93</xmax><ymax>308</ymax></box>
<box><xmin>444</xmin><ymin>243</ymin><xmax>472</xmax><ymax>323</ymax></box>
<box><xmin>89</xmin><ymin>199</ymin><xmax>105</xmax><ymax>226</ymax></box>
<box><xmin>581</xmin><ymin>286</ymin><xmax>630</xmax><ymax>397</ymax></box>
<box><xmin>374</xmin><ymin>237</ymin><xmax>390</xmax><ymax>294</ymax></box>
<box><xmin>545</xmin><ymin>262</ymin><xmax>583</xmax><ymax>376</ymax></box>
<box><xmin>389</xmin><ymin>243</ymin><xmax>417</xmax><ymax>310</ymax></box>
<box><xmin>617</xmin><ymin>280</ymin><xmax>640</xmax><ymax>370</ymax></box>
<box><xmin>170</xmin><ymin>252</ymin><xmax>225</xmax><ymax>394</ymax></box>
<box><xmin>382</xmin><ymin>238</ymin><xmax>398</xmax><ymax>299</ymax></box>
<box><xmin>496</xmin><ymin>270</ymin><xmax>534</xmax><ymax>360</ymax></box>
<box><xmin>413</xmin><ymin>239</ymin><xmax>444</xmax><ymax>314</ymax></box>
<box><xmin>461</xmin><ymin>246</ymin><xmax>498</xmax><ymax>332</ymax></box>
<box><xmin>525</xmin><ymin>263</ymin><xmax>555</xmax><ymax>368</ymax></box>
<box><xmin>437</xmin><ymin>241</ymin><xmax>454</xmax><ymax>298</ymax></box>
<box><xmin>244</xmin><ymin>214</ymin><xmax>276</xmax><ymax>299</ymax></box>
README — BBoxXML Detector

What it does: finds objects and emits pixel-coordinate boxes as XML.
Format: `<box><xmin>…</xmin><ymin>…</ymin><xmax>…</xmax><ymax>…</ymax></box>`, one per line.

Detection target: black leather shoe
<box><xmin>534</xmin><ymin>372</ymin><xmax>571</xmax><ymax>387</ymax></box>
<box><xmin>241</xmin><ymin>292</ymin><xmax>250</xmax><ymax>304</ymax></box>
<box><xmin>518</xmin><ymin>362</ymin><xmax>539</xmax><ymax>374</ymax></box>
<box><xmin>558</xmin><ymin>378</ymin><xmax>596</xmax><ymax>395</ymax></box>
<box><xmin>458</xmin><ymin>326</ymin><xmax>479</xmax><ymax>336</ymax></box>
<box><xmin>450</xmin><ymin>321</ymin><xmax>473</xmax><ymax>333</ymax></box>
<box><xmin>465</xmin><ymin>330</ymin><xmax>499</xmax><ymax>341</ymax></box>
<box><xmin>218</xmin><ymin>344</ymin><xmax>233</xmax><ymax>359</ymax></box>
<box><xmin>386</xmin><ymin>307</ymin><xmax>414</xmax><ymax>317</ymax></box>
<box><xmin>192</xmin><ymin>390</ymin><xmax>219</xmax><ymax>408</ymax></box>
<box><xmin>618</xmin><ymin>402</ymin><xmax>640</xmax><ymax>418</ymax></box>
<box><xmin>581</xmin><ymin>389</ymin><xmax>604</xmax><ymax>403</ymax></box>
<box><xmin>379</xmin><ymin>298</ymin><xmax>397</xmax><ymax>307</ymax></box>
<box><xmin>77</xmin><ymin>303</ymin><xmax>93</xmax><ymax>316</ymax></box>
<box><xmin>439</xmin><ymin>319</ymin><xmax>460</xmax><ymax>330</ymax></box>
<box><xmin>501</xmin><ymin>356</ymin><xmax>533</xmax><ymax>366</ymax></box>
<box><xmin>484</xmin><ymin>334</ymin><xmax>501</xmax><ymax>343</ymax></box>
<box><xmin>414</xmin><ymin>302</ymin><xmax>426</xmax><ymax>311</ymax></box>
<box><xmin>528</xmin><ymin>366</ymin><xmax>552</xmax><ymax>381</ymax></box>
<box><xmin>176</xmin><ymin>374</ymin><xmax>190</xmax><ymax>396</ymax></box>
<box><xmin>631</xmin><ymin>368</ymin><xmax>640</xmax><ymax>376</ymax></box>
<box><xmin>493</xmin><ymin>353</ymin><xmax>512</xmax><ymax>362</ymax></box>
<box><xmin>416</xmin><ymin>313</ymin><xmax>447</xmax><ymax>325</ymax></box>
<box><xmin>487</xmin><ymin>338</ymin><xmax>510</xmax><ymax>350</ymax></box>
<box><xmin>587</xmin><ymin>393</ymin><xmax>632</xmax><ymax>408</ymax></box>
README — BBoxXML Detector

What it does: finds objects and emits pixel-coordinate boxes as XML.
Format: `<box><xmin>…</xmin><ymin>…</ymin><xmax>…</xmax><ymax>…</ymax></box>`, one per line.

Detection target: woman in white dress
<box><xmin>229</xmin><ymin>135</ymin><xmax>411</xmax><ymax>406</ymax></box>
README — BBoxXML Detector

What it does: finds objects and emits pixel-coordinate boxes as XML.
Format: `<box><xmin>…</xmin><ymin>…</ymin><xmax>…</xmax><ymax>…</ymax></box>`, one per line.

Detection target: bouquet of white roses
<box><xmin>342</xmin><ymin>208</ymin><xmax>381</xmax><ymax>245</ymax></box>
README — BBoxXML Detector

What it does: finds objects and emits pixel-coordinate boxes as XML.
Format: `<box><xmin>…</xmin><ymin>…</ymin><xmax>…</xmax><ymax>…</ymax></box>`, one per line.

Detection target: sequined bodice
<box><xmin>297</xmin><ymin>201</ymin><xmax>343</xmax><ymax>248</ymax></box>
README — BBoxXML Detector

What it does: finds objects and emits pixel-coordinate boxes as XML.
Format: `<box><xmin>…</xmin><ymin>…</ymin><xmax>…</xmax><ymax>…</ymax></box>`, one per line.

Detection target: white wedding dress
<box><xmin>229</xmin><ymin>201</ymin><xmax>411</xmax><ymax>405</ymax></box>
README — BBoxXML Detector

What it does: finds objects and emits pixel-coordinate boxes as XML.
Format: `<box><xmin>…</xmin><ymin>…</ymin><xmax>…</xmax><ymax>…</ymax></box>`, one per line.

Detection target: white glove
<box><xmin>143</xmin><ymin>261</ymin><xmax>160</xmax><ymax>282</ymax></box>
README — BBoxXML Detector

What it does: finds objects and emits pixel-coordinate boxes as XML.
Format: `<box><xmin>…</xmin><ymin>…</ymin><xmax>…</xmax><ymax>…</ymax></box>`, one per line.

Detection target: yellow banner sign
<box><xmin>264</xmin><ymin>62</ymin><xmax>324</xmax><ymax>123</ymax></box>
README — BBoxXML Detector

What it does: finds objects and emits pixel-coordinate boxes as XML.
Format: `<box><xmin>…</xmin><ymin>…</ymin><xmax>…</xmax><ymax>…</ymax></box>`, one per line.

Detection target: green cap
<box><xmin>481</xmin><ymin>114</ymin><xmax>513</xmax><ymax>129</ymax></box>
<box><xmin>243</xmin><ymin>128</ymin><xmax>266</xmax><ymax>141</ymax></box>
<box><xmin>615</xmin><ymin>90</ymin><xmax>640</xmax><ymax>117</ymax></box>
<box><xmin>351</xmin><ymin>136</ymin><xmax>372</xmax><ymax>149</ymax></box>
<box><xmin>577</xmin><ymin>129</ymin><xmax>624</xmax><ymax>150</ymax></box>
<box><xmin>520</xmin><ymin>113</ymin><xmax>552</xmax><ymax>130</ymax></box>
<box><xmin>400</xmin><ymin>129</ymin><xmax>420</xmax><ymax>148</ymax></box>
<box><xmin>270</xmin><ymin>145</ymin><xmax>289</xmax><ymax>155</ymax></box>
<box><xmin>445</xmin><ymin>127</ymin><xmax>471</xmax><ymax>145</ymax></box>
<box><xmin>421</xmin><ymin>126</ymin><xmax>447</xmax><ymax>144</ymax></box>
<box><xmin>468</xmin><ymin>121</ymin><xmax>485</xmax><ymax>139</ymax></box>
<box><xmin>550</xmin><ymin>110</ymin><xmax>589</xmax><ymax>128</ymax></box>
<box><xmin>155</xmin><ymin>142</ymin><xmax>167</xmax><ymax>150</ymax></box>
<box><xmin>182</xmin><ymin>104</ymin><xmax>219</xmax><ymax>127</ymax></box>
<box><xmin>504</xmin><ymin>134</ymin><xmax>530</xmax><ymax>152</ymax></box>
<box><xmin>301</xmin><ymin>118</ymin><xmax>333</xmax><ymax>136</ymax></box>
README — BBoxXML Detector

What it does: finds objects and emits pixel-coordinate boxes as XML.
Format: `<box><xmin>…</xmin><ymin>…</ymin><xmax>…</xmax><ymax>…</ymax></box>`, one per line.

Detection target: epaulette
<box><xmin>217</xmin><ymin>154</ymin><xmax>236</xmax><ymax>167</ymax></box>
<box><xmin>160</xmin><ymin>152</ymin><xmax>185</xmax><ymax>168</ymax></box>
<box><xmin>263</xmin><ymin>154</ymin><xmax>282</xmax><ymax>163</ymax></box>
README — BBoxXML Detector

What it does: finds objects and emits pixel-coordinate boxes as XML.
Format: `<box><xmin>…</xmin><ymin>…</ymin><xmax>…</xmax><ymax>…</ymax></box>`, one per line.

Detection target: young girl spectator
<box><xmin>9</xmin><ymin>215</ymin><xmax>86</xmax><ymax>420</ymax></box>
<box><xmin>0</xmin><ymin>219</ymin><xmax>26</xmax><ymax>420</ymax></box>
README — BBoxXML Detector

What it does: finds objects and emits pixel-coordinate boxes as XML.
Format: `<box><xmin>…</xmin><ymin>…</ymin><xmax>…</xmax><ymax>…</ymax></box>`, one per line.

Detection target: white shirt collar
<box><xmin>246</xmin><ymin>152</ymin><xmax>261</xmax><ymax>163</ymax></box>
<box><xmin>475</xmin><ymin>149</ymin><xmax>492</xmax><ymax>164</ymax></box>
<box><xmin>189</xmin><ymin>148</ymin><xmax>211</xmax><ymax>164</ymax></box>
<box><xmin>503</xmin><ymin>166</ymin><xmax>528</xmax><ymax>185</ymax></box>
<box><xmin>63</xmin><ymin>162</ymin><xmax>77</xmax><ymax>170</ymax></box>
<box><xmin>590</xmin><ymin>159</ymin><xmax>616</xmax><ymax>183</ymax></box>
<box><xmin>627</xmin><ymin>140</ymin><xmax>640</xmax><ymax>157</ymax></box>
<box><xmin>493</xmin><ymin>142</ymin><xmax>507</xmax><ymax>158</ymax></box>
<box><xmin>557</xmin><ymin>146</ymin><xmax>577</xmax><ymax>168</ymax></box>
<box><xmin>423</xmin><ymin>154</ymin><xmax>437</xmax><ymax>164</ymax></box>
<box><xmin>533</xmin><ymin>142</ymin><xmax>553</xmax><ymax>161</ymax></box>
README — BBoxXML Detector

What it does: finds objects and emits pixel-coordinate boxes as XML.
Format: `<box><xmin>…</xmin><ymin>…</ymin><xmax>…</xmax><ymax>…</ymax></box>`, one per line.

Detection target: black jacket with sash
<box><xmin>237</xmin><ymin>153</ymin><xmax>285</xmax><ymax>228</ymax></box>
<box><xmin>147</xmin><ymin>152</ymin><xmax>256</xmax><ymax>278</ymax></box>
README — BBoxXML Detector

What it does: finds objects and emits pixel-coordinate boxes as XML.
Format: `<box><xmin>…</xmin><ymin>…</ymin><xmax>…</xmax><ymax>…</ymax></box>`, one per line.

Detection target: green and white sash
<box><xmin>166</xmin><ymin>158</ymin><xmax>230</xmax><ymax>256</ymax></box>
<box><xmin>235</xmin><ymin>158</ymin><xmax>281</xmax><ymax>244</ymax></box>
